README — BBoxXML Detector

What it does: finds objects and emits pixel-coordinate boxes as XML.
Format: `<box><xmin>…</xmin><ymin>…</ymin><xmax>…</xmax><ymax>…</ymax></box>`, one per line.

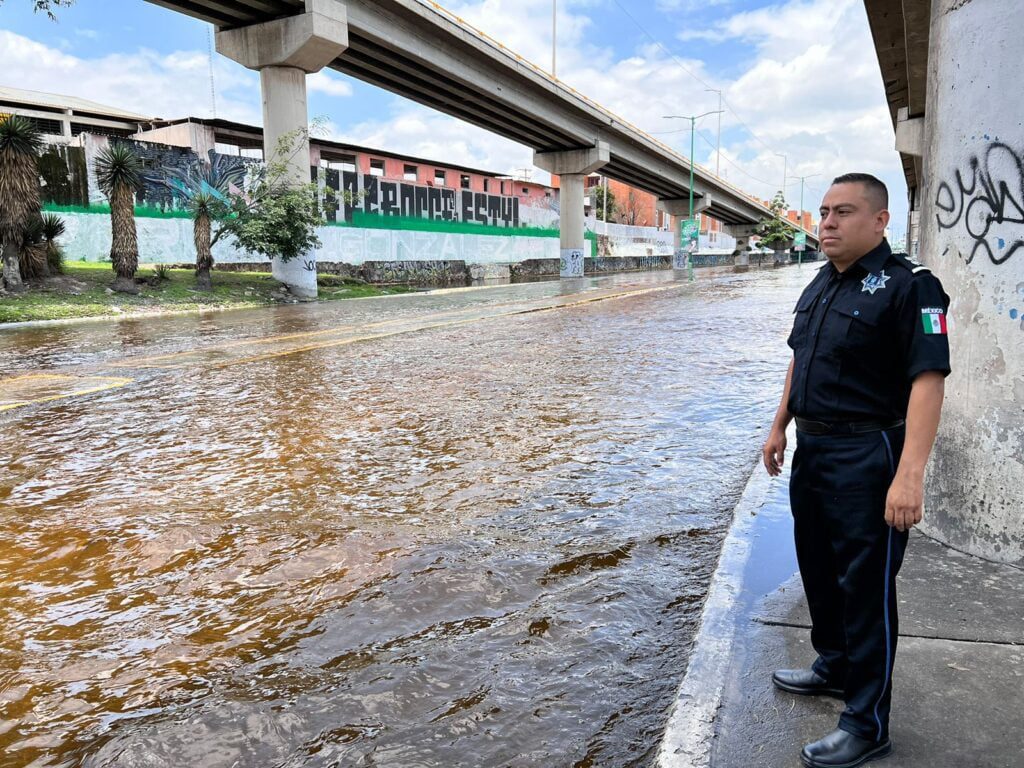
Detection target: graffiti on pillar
<box><xmin>934</xmin><ymin>141</ymin><xmax>1024</xmax><ymax>266</ymax></box>
<box><xmin>560</xmin><ymin>248</ymin><xmax>584</xmax><ymax>276</ymax></box>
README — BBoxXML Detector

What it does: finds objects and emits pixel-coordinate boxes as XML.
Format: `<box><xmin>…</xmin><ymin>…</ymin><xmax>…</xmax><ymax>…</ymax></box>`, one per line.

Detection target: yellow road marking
<box><xmin>199</xmin><ymin>283</ymin><xmax>685</xmax><ymax>369</ymax></box>
<box><xmin>0</xmin><ymin>374</ymin><xmax>134</xmax><ymax>412</ymax></box>
<box><xmin>15</xmin><ymin>282</ymin><xmax>686</xmax><ymax>395</ymax></box>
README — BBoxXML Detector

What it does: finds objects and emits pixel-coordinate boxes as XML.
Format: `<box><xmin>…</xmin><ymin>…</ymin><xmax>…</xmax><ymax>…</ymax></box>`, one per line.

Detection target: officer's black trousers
<box><xmin>789</xmin><ymin>425</ymin><xmax>909</xmax><ymax>742</ymax></box>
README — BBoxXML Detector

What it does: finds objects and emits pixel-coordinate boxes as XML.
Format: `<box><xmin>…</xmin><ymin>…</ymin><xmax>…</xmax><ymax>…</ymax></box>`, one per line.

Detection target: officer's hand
<box><xmin>762</xmin><ymin>428</ymin><xmax>787</xmax><ymax>477</ymax></box>
<box><xmin>885</xmin><ymin>473</ymin><xmax>924</xmax><ymax>531</ymax></box>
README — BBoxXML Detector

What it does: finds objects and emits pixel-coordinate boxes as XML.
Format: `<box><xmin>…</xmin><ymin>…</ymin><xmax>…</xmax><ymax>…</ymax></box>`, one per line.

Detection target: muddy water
<box><xmin>0</xmin><ymin>268</ymin><xmax>808</xmax><ymax>767</ymax></box>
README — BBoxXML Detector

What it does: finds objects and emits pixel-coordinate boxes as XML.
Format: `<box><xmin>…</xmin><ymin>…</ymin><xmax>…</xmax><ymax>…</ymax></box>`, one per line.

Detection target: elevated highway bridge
<box><xmin>145</xmin><ymin>0</ymin><xmax>818</xmax><ymax>294</ymax></box>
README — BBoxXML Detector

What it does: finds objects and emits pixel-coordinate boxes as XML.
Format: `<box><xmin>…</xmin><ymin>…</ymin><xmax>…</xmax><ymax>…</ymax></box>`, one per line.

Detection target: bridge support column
<box><xmin>917</xmin><ymin>0</ymin><xmax>1024</xmax><ymax>563</ymax></box>
<box><xmin>534</xmin><ymin>142</ymin><xmax>609</xmax><ymax>277</ymax></box>
<box><xmin>216</xmin><ymin>0</ymin><xmax>348</xmax><ymax>298</ymax></box>
<box><xmin>725</xmin><ymin>224</ymin><xmax>759</xmax><ymax>273</ymax></box>
<box><xmin>658</xmin><ymin>196</ymin><xmax>713</xmax><ymax>271</ymax></box>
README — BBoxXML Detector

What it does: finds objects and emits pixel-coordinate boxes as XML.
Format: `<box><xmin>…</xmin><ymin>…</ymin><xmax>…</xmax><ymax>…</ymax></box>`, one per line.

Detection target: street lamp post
<box><xmin>664</xmin><ymin>110</ymin><xmax>724</xmax><ymax>281</ymax></box>
<box><xmin>790</xmin><ymin>173</ymin><xmax>820</xmax><ymax>266</ymax></box>
<box><xmin>774</xmin><ymin>152</ymin><xmax>787</xmax><ymax>198</ymax></box>
<box><xmin>552</xmin><ymin>0</ymin><xmax>557</xmax><ymax>77</ymax></box>
<box><xmin>704</xmin><ymin>88</ymin><xmax>723</xmax><ymax>176</ymax></box>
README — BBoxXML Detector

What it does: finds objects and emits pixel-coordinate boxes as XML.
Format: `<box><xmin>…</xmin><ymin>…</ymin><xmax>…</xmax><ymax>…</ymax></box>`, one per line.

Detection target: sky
<box><xmin>0</xmin><ymin>0</ymin><xmax>908</xmax><ymax>234</ymax></box>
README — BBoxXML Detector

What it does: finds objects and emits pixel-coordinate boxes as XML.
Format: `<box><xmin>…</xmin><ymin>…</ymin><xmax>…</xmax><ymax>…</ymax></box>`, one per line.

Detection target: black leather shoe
<box><xmin>800</xmin><ymin>728</ymin><xmax>892</xmax><ymax>768</ymax></box>
<box><xmin>771</xmin><ymin>668</ymin><xmax>844</xmax><ymax>698</ymax></box>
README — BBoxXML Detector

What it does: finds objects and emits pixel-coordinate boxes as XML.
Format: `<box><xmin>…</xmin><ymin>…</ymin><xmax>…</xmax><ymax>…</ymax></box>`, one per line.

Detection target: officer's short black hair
<box><xmin>831</xmin><ymin>173</ymin><xmax>888</xmax><ymax>211</ymax></box>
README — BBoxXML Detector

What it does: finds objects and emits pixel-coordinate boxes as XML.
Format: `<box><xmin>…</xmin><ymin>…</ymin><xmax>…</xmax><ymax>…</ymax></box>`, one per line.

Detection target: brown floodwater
<box><xmin>0</xmin><ymin>268</ymin><xmax>807</xmax><ymax>767</ymax></box>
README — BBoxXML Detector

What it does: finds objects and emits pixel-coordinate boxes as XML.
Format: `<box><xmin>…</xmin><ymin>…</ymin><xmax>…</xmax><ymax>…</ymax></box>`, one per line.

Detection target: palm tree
<box><xmin>191</xmin><ymin>190</ymin><xmax>219</xmax><ymax>291</ymax></box>
<box><xmin>156</xmin><ymin>161</ymin><xmax>237</xmax><ymax>291</ymax></box>
<box><xmin>94</xmin><ymin>142</ymin><xmax>143</xmax><ymax>293</ymax></box>
<box><xmin>41</xmin><ymin>212</ymin><xmax>66</xmax><ymax>274</ymax></box>
<box><xmin>0</xmin><ymin>115</ymin><xmax>43</xmax><ymax>293</ymax></box>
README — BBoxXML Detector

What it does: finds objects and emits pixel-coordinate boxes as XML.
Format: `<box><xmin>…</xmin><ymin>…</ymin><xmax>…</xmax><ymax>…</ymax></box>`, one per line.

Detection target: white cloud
<box><xmin>1</xmin><ymin>0</ymin><xmax>908</xmax><ymax>224</ymax></box>
<box><xmin>0</xmin><ymin>29</ymin><xmax>260</xmax><ymax>124</ymax></box>
<box><xmin>308</xmin><ymin>71</ymin><xmax>353</xmax><ymax>98</ymax></box>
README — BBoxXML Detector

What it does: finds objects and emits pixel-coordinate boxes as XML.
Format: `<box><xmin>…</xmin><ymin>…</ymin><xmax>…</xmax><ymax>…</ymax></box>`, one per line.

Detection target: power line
<box><xmin>607</xmin><ymin>0</ymin><xmax>784</xmax><ymax>156</ymax></box>
<box><xmin>608</xmin><ymin>0</ymin><xmax>716</xmax><ymax>91</ymax></box>
<box><xmin>694</xmin><ymin>128</ymin><xmax>780</xmax><ymax>189</ymax></box>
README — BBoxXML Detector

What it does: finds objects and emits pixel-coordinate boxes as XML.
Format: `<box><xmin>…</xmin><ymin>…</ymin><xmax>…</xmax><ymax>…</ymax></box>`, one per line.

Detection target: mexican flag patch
<box><xmin>921</xmin><ymin>308</ymin><xmax>948</xmax><ymax>335</ymax></box>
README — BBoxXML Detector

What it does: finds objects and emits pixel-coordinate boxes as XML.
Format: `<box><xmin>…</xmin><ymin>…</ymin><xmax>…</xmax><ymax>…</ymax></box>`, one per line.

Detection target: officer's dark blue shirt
<box><xmin>787</xmin><ymin>239</ymin><xmax>951</xmax><ymax>421</ymax></box>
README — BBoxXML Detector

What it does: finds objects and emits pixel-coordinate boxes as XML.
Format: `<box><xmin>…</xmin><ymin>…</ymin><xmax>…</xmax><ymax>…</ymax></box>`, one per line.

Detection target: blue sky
<box><xmin>0</xmin><ymin>0</ymin><xmax>909</xmax><ymax>235</ymax></box>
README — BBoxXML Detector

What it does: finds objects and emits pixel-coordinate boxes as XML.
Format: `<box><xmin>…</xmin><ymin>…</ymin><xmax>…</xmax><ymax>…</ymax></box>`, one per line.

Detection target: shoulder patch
<box><xmin>892</xmin><ymin>252</ymin><xmax>931</xmax><ymax>275</ymax></box>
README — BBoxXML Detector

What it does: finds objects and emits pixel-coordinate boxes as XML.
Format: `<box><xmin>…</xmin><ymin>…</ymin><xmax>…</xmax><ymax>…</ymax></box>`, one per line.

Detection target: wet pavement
<box><xmin>656</xmin><ymin>429</ymin><xmax>1024</xmax><ymax>768</ymax></box>
<box><xmin>1</xmin><ymin>266</ymin><xmax>810</xmax><ymax>768</ymax></box>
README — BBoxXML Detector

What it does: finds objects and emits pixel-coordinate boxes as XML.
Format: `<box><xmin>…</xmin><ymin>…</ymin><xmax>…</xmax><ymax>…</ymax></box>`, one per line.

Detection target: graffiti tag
<box><xmin>560</xmin><ymin>248</ymin><xmax>584</xmax><ymax>277</ymax></box>
<box><xmin>935</xmin><ymin>141</ymin><xmax>1024</xmax><ymax>266</ymax></box>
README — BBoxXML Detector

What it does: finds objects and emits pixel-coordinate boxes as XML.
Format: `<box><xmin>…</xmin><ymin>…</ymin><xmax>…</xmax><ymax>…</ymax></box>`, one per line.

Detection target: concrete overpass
<box><xmin>145</xmin><ymin>0</ymin><xmax>817</xmax><ymax>292</ymax></box>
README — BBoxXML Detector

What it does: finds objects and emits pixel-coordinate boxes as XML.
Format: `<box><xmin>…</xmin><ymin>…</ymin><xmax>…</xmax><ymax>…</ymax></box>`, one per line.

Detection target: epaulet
<box><xmin>891</xmin><ymin>252</ymin><xmax>931</xmax><ymax>275</ymax></box>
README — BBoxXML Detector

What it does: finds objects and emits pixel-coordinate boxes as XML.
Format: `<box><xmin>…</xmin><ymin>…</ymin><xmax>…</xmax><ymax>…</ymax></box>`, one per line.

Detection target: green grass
<box><xmin>0</xmin><ymin>261</ymin><xmax>414</xmax><ymax>324</ymax></box>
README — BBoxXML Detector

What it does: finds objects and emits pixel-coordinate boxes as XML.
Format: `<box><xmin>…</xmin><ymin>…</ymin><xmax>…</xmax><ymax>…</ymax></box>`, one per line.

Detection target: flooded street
<box><xmin>1</xmin><ymin>267</ymin><xmax>808</xmax><ymax>768</ymax></box>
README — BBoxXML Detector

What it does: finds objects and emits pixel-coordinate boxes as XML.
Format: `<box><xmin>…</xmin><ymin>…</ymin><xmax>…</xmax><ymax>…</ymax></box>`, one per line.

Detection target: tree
<box><xmin>0</xmin><ymin>0</ymin><xmax>74</xmax><ymax>18</ymax></box>
<box><xmin>41</xmin><ymin>212</ymin><xmax>66</xmax><ymax>274</ymax></box>
<box><xmin>190</xmin><ymin>189</ymin><xmax>226</xmax><ymax>291</ymax></box>
<box><xmin>94</xmin><ymin>142</ymin><xmax>143</xmax><ymax>293</ymax></box>
<box><xmin>217</xmin><ymin>128</ymin><xmax>324</xmax><ymax>272</ymax></box>
<box><xmin>591</xmin><ymin>183</ymin><xmax>616</xmax><ymax>221</ymax></box>
<box><xmin>755</xmin><ymin>191</ymin><xmax>794</xmax><ymax>262</ymax></box>
<box><xmin>616</xmin><ymin>190</ymin><xmax>646</xmax><ymax>226</ymax></box>
<box><xmin>0</xmin><ymin>115</ymin><xmax>44</xmax><ymax>293</ymax></box>
<box><xmin>157</xmin><ymin>162</ymin><xmax>238</xmax><ymax>291</ymax></box>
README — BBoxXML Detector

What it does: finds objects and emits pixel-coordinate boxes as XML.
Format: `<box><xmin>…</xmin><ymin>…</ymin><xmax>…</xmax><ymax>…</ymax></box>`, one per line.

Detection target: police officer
<box><xmin>762</xmin><ymin>173</ymin><xmax>950</xmax><ymax>768</ymax></box>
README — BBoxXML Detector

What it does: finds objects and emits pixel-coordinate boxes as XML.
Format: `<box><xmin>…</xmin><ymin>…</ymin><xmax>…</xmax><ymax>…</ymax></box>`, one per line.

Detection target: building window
<box><xmin>500</xmin><ymin>180</ymin><xmax>507</xmax><ymax>195</ymax></box>
<box><xmin>522</xmin><ymin>187</ymin><xmax>529</xmax><ymax>195</ymax></box>
<box><xmin>370</xmin><ymin>159</ymin><xmax>385</xmax><ymax>177</ymax></box>
<box><xmin>460</xmin><ymin>174</ymin><xmax>471</xmax><ymax>189</ymax></box>
<box><xmin>483</xmin><ymin>179</ymin><xmax>490</xmax><ymax>193</ymax></box>
<box><xmin>403</xmin><ymin>164</ymin><xmax>418</xmax><ymax>181</ymax></box>
<box><xmin>434</xmin><ymin>170</ymin><xmax>446</xmax><ymax>186</ymax></box>
<box><xmin>23</xmin><ymin>116</ymin><xmax>64</xmax><ymax>136</ymax></box>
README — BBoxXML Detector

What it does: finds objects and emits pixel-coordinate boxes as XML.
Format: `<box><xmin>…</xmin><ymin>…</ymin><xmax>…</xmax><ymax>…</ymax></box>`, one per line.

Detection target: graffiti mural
<box><xmin>935</xmin><ymin>141</ymin><xmax>1024</xmax><ymax>266</ymax></box>
<box><xmin>317</xmin><ymin>169</ymin><xmax>521</xmax><ymax>228</ymax></box>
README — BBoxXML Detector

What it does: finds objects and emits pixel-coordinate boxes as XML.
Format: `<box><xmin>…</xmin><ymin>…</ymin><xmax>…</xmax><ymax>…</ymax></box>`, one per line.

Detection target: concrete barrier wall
<box><xmin>47</xmin><ymin>208</ymin><xmax>565</xmax><ymax>266</ymax></box>
<box><xmin>921</xmin><ymin>0</ymin><xmax>1024</xmax><ymax>563</ymax></box>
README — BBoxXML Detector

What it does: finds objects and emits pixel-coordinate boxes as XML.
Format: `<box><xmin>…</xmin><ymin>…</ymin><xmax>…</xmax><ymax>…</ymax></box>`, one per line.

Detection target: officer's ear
<box><xmin>876</xmin><ymin>208</ymin><xmax>890</xmax><ymax>234</ymax></box>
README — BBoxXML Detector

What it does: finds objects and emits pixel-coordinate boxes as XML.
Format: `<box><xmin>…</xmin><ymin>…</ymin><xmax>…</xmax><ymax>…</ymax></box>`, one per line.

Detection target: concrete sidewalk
<box><xmin>656</xmin><ymin>434</ymin><xmax>1024</xmax><ymax>768</ymax></box>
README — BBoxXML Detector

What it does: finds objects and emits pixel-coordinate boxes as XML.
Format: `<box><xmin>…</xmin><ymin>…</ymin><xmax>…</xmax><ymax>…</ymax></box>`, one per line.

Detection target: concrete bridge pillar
<box><xmin>216</xmin><ymin>0</ymin><xmax>349</xmax><ymax>298</ymax></box>
<box><xmin>534</xmin><ymin>142</ymin><xmax>609</xmax><ymax>277</ymax></box>
<box><xmin>658</xmin><ymin>195</ymin><xmax>713</xmax><ymax>271</ymax></box>
<box><xmin>725</xmin><ymin>224</ymin><xmax>759</xmax><ymax>273</ymax></box>
<box><xmin>917</xmin><ymin>0</ymin><xmax>1024</xmax><ymax>563</ymax></box>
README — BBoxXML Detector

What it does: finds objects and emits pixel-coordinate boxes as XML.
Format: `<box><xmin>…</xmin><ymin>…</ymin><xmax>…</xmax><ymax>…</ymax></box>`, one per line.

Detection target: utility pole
<box><xmin>774</xmin><ymin>152</ymin><xmax>787</xmax><ymax>199</ymax></box>
<box><xmin>664</xmin><ymin>110</ymin><xmax>724</xmax><ymax>281</ymax></box>
<box><xmin>791</xmin><ymin>173</ymin><xmax>820</xmax><ymax>266</ymax></box>
<box><xmin>704</xmin><ymin>88</ymin><xmax>722</xmax><ymax>176</ymax></box>
<box><xmin>552</xmin><ymin>0</ymin><xmax>557</xmax><ymax>77</ymax></box>
<box><xmin>603</xmin><ymin>173</ymin><xmax>608</xmax><ymax>235</ymax></box>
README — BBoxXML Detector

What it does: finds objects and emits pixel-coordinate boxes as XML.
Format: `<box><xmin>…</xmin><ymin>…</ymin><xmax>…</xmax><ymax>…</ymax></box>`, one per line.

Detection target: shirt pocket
<box><xmin>788</xmin><ymin>292</ymin><xmax>817</xmax><ymax>349</ymax></box>
<box><xmin>834</xmin><ymin>302</ymin><xmax>887</xmax><ymax>354</ymax></box>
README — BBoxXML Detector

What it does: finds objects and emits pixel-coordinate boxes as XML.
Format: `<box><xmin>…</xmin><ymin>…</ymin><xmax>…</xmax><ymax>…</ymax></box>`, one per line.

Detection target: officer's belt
<box><xmin>794</xmin><ymin>418</ymin><xmax>905</xmax><ymax>435</ymax></box>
